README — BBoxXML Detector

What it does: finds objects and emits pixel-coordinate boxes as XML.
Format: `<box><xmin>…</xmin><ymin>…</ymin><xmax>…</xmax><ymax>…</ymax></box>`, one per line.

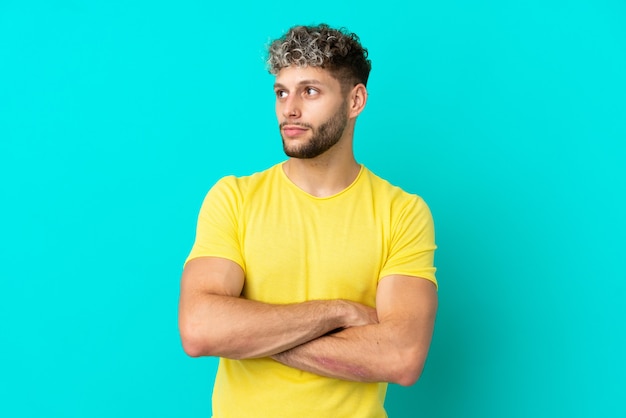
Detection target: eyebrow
<box><xmin>274</xmin><ymin>79</ymin><xmax>324</xmax><ymax>89</ymax></box>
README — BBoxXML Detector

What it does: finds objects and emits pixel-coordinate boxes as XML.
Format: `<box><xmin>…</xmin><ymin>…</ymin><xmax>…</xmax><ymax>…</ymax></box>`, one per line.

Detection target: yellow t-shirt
<box><xmin>186</xmin><ymin>163</ymin><xmax>437</xmax><ymax>418</ymax></box>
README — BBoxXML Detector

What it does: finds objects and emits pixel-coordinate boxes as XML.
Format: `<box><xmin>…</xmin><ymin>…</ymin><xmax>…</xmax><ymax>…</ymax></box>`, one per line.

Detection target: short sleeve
<box><xmin>185</xmin><ymin>176</ymin><xmax>245</xmax><ymax>269</ymax></box>
<box><xmin>379</xmin><ymin>195</ymin><xmax>437</xmax><ymax>288</ymax></box>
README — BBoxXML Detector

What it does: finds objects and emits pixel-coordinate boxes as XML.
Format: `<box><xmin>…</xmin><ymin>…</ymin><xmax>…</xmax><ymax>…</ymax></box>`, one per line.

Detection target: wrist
<box><xmin>333</xmin><ymin>299</ymin><xmax>355</xmax><ymax>329</ymax></box>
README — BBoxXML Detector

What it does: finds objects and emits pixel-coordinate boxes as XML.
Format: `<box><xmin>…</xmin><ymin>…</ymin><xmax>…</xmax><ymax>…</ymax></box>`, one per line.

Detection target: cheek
<box><xmin>308</xmin><ymin>102</ymin><xmax>334</xmax><ymax>120</ymax></box>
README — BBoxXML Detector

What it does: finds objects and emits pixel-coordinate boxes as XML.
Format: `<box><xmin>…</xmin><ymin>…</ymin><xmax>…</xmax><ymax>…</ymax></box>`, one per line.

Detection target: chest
<box><xmin>239</xmin><ymin>191</ymin><xmax>390</xmax><ymax>305</ymax></box>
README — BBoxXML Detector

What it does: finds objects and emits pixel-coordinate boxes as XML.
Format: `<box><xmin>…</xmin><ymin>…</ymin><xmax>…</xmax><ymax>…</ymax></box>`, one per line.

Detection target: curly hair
<box><xmin>267</xmin><ymin>24</ymin><xmax>371</xmax><ymax>91</ymax></box>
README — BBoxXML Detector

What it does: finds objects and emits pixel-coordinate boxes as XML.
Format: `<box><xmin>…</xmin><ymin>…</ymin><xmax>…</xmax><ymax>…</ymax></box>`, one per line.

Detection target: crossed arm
<box><xmin>178</xmin><ymin>256</ymin><xmax>437</xmax><ymax>386</ymax></box>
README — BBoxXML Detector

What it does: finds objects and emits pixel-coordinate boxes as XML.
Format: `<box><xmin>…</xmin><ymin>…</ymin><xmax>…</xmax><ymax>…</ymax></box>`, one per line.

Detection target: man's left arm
<box><xmin>271</xmin><ymin>274</ymin><xmax>438</xmax><ymax>386</ymax></box>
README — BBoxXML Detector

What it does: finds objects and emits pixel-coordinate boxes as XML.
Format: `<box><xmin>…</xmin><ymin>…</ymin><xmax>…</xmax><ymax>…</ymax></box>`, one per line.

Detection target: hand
<box><xmin>340</xmin><ymin>300</ymin><xmax>378</xmax><ymax>328</ymax></box>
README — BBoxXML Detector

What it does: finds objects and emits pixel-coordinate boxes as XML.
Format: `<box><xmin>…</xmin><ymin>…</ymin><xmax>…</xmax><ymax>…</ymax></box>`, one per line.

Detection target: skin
<box><xmin>275</xmin><ymin>66</ymin><xmax>364</xmax><ymax>197</ymax></box>
<box><xmin>179</xmin><ymin>257</ymin><xmax>378</xmax><ymax>360</ymax></box>
<box><xmin>278</xmin><ymin>78</ymin><xmax>348</xmax><ymax>160</ymax></box>
<box><xmin>178</xmin><ymin>65</ymin><xmax>438</xmax><ymax>385</ymax></box>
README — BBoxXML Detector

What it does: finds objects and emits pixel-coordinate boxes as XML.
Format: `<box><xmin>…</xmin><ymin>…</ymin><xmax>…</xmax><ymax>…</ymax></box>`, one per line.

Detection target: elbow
<box><xmin>179</xmin><ymin>318</ymin><xmax>217</xmax><ymax>358</ymax></box>
<box><xmin>394</xmin><ymin>363</ymin><xmax>424</xmax><ymax>387</ymax></box>
<box><xmin>179</xmin><ymin>325</ymin><xmax>205</xmax><ymax>358</ymax></box>
<box><xmin>179</xmin><ymin>317</ymin><xmax>241</xmax><ymax>359</ymax></box>
<box><xmin>389</xmin><ymin>349</ymin><xmax>427</xmax><ymax>386</ymax></box>
<box><xmin>180</xmin><ymin>335</ymin><xmax>205</xmax><ymax>358</ymax></box>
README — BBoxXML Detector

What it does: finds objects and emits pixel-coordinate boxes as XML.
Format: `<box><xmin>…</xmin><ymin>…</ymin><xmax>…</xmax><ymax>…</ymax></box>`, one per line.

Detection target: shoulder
<box><xmin>360</xmin><ymin>167</ymin><xmax>434</xmax><ymax>232</ymax></box>
<box><xmin>208</xmin><ymin>163</ymin><xmax>283</xmax><ymax>198</ymax></box>
<box><xmin>362</xmin><ymin>167</ymin><xmax>427</xmax><ymax>208</ymax></box>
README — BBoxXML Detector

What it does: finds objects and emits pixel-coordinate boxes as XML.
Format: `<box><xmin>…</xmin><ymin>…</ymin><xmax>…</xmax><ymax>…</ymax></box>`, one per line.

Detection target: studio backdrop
<box><xmin>1</xmin><ymin>1</ymin><xmax>624</xmax><ymax>417</ymax></box>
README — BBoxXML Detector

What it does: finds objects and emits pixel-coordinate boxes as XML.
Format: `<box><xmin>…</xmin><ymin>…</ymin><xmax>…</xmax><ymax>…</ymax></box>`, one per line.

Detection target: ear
<box><xmin>347</xmin><ymin>83</ymin><xmax>368</xmax><ymax>118</ymax></box>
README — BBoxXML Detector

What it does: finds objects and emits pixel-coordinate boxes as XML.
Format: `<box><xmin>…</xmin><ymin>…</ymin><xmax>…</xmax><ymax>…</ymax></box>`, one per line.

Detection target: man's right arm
<box><xmin>178</xmin><ymin>256</ymin><xmax>377</xmax><ymax>360</ymax></box>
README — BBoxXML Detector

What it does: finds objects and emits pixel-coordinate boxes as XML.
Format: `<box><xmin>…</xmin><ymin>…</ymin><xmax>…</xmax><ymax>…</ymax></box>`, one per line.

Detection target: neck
<box><xmin>282</xmin><ymin>142</ymin><xmax>360</xmax><ymax>198</ymax></box>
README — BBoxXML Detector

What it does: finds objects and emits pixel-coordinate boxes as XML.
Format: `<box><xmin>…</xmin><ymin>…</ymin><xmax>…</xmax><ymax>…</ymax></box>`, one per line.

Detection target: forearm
<box><xmin>179</xmin><ymin>294</ymin><xmax>361</xmax><ymax>360</ymax></box>
<box><xmin>272</xmin><ymin>319</ymin><xmax>432</xmax><ymax>386</ymax></box>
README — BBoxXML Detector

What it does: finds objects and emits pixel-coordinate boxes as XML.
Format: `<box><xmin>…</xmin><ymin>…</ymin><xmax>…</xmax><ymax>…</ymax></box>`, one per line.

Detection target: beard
<box><xmin>280</xmin><ymin>102</ymin><xmax>348</xmax><ymax>159</ymax></box>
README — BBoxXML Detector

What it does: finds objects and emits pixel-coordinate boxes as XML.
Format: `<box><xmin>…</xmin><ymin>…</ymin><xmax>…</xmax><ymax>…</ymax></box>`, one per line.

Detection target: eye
<box><xmin>304</xmin><ymin>87</ymin><xmax>319</xmax><ymax>96</ymax></box>
<box><xmin>275</xmin><ymin>90</ymin><xmax>288</xmax><ymax>99</ymax></box>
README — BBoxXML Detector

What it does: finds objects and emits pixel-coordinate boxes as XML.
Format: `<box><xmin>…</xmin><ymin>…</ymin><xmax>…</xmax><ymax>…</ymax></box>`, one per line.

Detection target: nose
<box><xmin>281</xmin><ymin>95</ymin><xmax>301</xmax><ymax>119</ymax></box>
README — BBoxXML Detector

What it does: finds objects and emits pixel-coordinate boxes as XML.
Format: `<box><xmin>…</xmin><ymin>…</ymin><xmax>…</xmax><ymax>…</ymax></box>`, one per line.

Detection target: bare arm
<box><xmin>178</xmin><ymin>256</ymin><xmax>378</xmax><ymax>360</ymax></box>
<box><xmin>271</xmin><ymin>275</ymin><xmax>438</xmax><ymax>386</ymax></box>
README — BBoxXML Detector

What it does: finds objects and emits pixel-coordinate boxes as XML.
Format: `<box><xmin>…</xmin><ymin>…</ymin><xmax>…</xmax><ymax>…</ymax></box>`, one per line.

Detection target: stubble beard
<box><xmin>280</xmin><ymin>102</ymin><xmax>348</xmax><ymax>159</ymax></box>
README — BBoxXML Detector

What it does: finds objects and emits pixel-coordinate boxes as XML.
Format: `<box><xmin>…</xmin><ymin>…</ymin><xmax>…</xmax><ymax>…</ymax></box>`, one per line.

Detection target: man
<box><xmin>179</xmin><ymin>24</ymin><xmax>438</xmax><ymax>418</ymax></box>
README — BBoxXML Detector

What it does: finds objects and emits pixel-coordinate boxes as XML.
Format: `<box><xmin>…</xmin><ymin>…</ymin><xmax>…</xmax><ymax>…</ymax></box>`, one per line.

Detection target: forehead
<box><xmin>274</xmin><ymin>66</ymin><xmax>341</xmax><ymax>90</ymax></box>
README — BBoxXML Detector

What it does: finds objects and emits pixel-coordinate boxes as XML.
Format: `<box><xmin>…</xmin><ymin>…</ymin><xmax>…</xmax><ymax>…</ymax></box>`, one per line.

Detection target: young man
<box><xmin>179</xmin><ymin>24</ymin><xmax>438</xmax><ymax>418</ymax></box>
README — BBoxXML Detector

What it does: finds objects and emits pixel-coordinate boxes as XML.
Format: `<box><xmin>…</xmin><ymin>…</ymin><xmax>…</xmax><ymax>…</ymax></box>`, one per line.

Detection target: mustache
<box><xmin>279</xmin><ymin>122</ymin><xmax>313</xmax><ymax>129</ymax></box>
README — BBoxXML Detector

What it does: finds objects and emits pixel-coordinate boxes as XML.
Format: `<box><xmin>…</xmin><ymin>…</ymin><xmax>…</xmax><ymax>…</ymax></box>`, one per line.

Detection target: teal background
<box><xmin>1</xmin><ymin>1</ymin><xmax>624</xmax><ymax>417</ymax></box>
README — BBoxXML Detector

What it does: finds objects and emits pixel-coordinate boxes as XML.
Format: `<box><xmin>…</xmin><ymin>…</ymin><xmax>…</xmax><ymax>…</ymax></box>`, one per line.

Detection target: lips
<box><xmin>282</xmin><ymin>125</ymin><xmax>308</xmax><ymax>138</ymax></box>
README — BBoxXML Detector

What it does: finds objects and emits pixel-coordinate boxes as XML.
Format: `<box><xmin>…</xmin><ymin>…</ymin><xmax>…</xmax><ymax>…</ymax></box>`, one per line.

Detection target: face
<box><xmin>274</xmin><ymin>66</ymin><xmax>349</xmax><ymax>159</ymax></box>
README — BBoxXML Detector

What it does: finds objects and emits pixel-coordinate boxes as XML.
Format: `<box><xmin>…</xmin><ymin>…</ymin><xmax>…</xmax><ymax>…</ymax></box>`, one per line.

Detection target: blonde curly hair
<box><xmin>267</xmin><ymin>24</ymin><xmax>371</xmax><ymax>91</ymax></box>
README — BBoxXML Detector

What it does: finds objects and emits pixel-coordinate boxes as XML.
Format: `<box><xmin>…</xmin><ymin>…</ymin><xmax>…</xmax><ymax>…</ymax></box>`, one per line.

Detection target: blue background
<box><xmin>1</xmin><ymin>1</ymin><xmax>625</xmax><ymax>417</ymax></box>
